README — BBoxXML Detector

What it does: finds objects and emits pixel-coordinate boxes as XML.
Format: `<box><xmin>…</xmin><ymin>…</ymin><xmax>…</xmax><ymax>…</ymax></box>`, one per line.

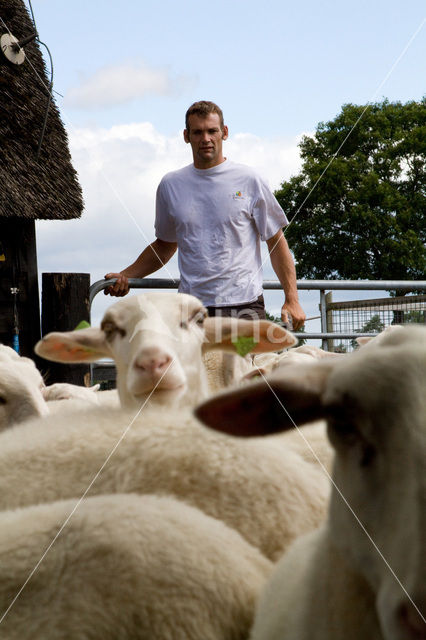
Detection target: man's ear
<box><xmin>183</xmin><ymin>129</ymin><xmax>190</xmax><ymax>143</ymax></box>
<box><xmin>222</xmin><ymin>125</ymin><xmax>229</xmax><ymax>140</ymax></box>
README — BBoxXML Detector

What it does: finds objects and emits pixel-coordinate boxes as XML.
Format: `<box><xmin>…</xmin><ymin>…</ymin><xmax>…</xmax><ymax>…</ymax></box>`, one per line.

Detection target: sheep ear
<box><xmin>203</xmin><ymin>318</ymin><xmax>296</xmax><ymax>354</ymax></box>
<box><xmin>356</xmin><ymin>336</ymin><xmax>372</xmax><ymax>347</ymax></box>
<box><xmin>195</xmin><ymin>364</ymin><xmax>330</xmax><ymax>437</ymax></box>
<box><xmin>35</xmin><ymin>328</ymin><xmax>111</xmax><ymax>363</ymax></box>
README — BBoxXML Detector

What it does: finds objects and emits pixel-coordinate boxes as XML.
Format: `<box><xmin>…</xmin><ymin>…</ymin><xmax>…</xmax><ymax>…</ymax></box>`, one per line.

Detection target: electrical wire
<box><xmin>1</xmin><ymin>5</ymin><xmax>56</xmax><ymax>159</ymax></box>
<box><xmin>27</xmin><ymin>0</ymin><xmax>37</xmax><ymax>31</ymax></box>
<box><xmin>25</xmin><ymin>0</ymin><xmax>55</xmax><ymax>159</ymax></box>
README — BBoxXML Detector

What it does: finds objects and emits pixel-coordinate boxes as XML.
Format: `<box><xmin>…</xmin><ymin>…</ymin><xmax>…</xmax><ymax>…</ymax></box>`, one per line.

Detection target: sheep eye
<box><xmin>102</xmin><ymin>320</ymin><xmax>116</xmax><ymax>333</ymax></box>
<box><xmin>101</xmin><ymin>321</ymin><xmax>126</xmax><ymax>339</ymax></box>
<box><xmin>0</xmin><ymin>396</ymin><xmax>6</xmax><ymax>405</ymax></box>
<box><xmin>181</xmin><ymin>309</ymin><xmax>206</xmax><ymax>330</ymax></box>
<box><xmin>192</xmin><ymin>309</ymin><xmax>207</xmax><ymax>326</ymax></box>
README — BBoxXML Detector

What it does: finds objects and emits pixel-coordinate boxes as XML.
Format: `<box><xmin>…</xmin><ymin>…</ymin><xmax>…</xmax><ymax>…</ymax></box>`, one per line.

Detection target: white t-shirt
<box><xmin>155</xmin><ymin>159</ymin><xmax>288</xmax><ymax>307</ymax></box>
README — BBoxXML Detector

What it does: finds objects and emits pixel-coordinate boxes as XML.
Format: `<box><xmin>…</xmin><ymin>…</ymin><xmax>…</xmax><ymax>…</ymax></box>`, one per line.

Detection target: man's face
<box><xmin>184</xmin><ymin>113</ymin><xmax>228</xmax><ymax>169</ymax></box>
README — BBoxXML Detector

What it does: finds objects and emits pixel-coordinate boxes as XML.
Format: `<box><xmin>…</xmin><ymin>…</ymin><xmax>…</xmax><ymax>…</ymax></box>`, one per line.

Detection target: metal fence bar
<box><xmin>90</xmin><ymin>278</ymin><xmax>426</xmax><ymax>305</ymax></box>
<box><xmin>89</xmin><ymin>277</ymin><xmax>425</xmax><ymax>386</ymax></box>
<box><xmin>319</xmin><ymin>289</ymin><xmax>327</xmax><ymax>350</ymax></box>
<box><xmin>90</xmin><ymin>278</ymin><xmax>426</xmax><ymax>345</ymax></box>
<box><xmin>263</xmin><ymin>280</ymin><xmax>426</xmax><ymax>291</ymax></box>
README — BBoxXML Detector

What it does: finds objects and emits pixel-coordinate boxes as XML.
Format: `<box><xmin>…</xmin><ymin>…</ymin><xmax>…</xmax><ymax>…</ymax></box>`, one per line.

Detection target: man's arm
<box><xmin>104</xmin><ymin>238</ymin><xmax>178</xmax><ymax>297</ymax></box>
<box><xmin>266</xmin><ymin>230</ymin><xmax>306</xmax><ymax>330</ymax></box>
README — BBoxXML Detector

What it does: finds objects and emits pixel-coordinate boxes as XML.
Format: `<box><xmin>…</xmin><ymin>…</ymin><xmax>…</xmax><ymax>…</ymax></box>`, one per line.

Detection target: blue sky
<box><xmin>21</xmin><ymin>0</ymin><xmax>425</xmax><ymax>326</ymax></box>
<box><xmin>34</xmin><ymin>0</ymin><xmax>425</xmax><ymax>135</ymax></box>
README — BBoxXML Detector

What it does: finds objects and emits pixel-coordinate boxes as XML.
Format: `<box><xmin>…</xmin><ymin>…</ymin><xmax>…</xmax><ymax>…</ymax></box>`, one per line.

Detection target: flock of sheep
<box><xmin>0</xmin><ymin>291</ymin><xmax>424</xmax><ymax>639</ymax></box>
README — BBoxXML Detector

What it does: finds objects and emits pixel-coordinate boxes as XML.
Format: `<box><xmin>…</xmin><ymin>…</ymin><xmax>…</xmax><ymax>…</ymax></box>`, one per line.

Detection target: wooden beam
<box><xmin>0</xmin><ymin>219</ymin><xmax>41</xmax><ymax>357</ymax></box>
<box><xmin>41</xmin><ymin>273</ymin><xmax>90</xmax><ymax>385</ymax></box>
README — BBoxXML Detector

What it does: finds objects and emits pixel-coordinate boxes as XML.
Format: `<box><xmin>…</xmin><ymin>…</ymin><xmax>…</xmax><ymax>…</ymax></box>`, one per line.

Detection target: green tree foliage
<box><xmin>404</xmin><ymin>310</ymin><xmax>426</xmax><ymax>323</ymax></box>
<box><xmin>350</xmin><ymin>314</ymin><xmax>385</xmax><ymax>349</ymax></box>
<box><xmin>276</xmin><ymin>99</ymin><xmax>425</xmax><ymax>282</ymax></box>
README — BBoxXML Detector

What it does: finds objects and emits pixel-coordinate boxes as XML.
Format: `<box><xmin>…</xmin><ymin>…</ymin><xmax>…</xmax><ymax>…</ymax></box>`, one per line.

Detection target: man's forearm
<box><xmin>104</xmin><ymin>239</ymin><xmax>177</xmax><ymax>296</ymax></box>
<box><xmin>267</xmin><ymin>232</ymin><xmax>299</xmax><ymax>302</ymax></box>
<box><xmin>121</xmin><ymin>239</ymin><xmax>177</xmax><ymax>278</ymax></box>
<box><xmin>267</xmin><ymin>230</ymin><xmax>305</xmax><ymax>328</ymax></box>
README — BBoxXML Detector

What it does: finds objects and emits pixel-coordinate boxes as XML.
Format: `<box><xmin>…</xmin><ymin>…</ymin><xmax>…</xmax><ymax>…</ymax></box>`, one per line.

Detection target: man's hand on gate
<box><xmin>281</xmin><ymin>301</ymin><xmax>305</xmax><ymax>331</ymax></box>
<box><xmin>104</xmin><ymin>273</ymin><xmax>130</xmax><ymax>297</ymax></box>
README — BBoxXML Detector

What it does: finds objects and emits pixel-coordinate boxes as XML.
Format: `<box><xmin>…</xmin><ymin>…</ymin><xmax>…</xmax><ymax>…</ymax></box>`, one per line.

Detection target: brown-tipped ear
<box><xmin>203</xmin><ymin>317</ymin><xmax>296</xmax><ymax>354</ymax></box>
<box><xmin>35</xmin><ymin>328</ymin><xmax>111</xmax><ymax>363</ymax></box>
<box><xmin>195</xmin><ymin>381</ymin><xmax>290</xmax><ymax>437</ymax></box>
<box><xmin>356</xmin><ymin>336</ymin><xmax>372</xmax><ymax>347</ymax></box>
<box><xmin>195</xmin><ymin>372</ymin><xmax>328</xmax><ymax>438</ymax></box>
<box><xmin>242</xmin><ymin>367</ymin><xmax>267</xmax><ymax>381</ymax></box>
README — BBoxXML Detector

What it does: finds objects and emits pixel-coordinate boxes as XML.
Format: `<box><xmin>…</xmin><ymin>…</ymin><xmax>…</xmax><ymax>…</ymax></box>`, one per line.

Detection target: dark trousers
<box><xmin>206</xmin><ymin>295</ymin><xmax>266</xmax><ymax>320</ymax></box>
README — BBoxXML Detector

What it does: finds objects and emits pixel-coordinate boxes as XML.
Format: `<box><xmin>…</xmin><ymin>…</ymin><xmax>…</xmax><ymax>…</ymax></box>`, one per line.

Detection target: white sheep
<box><xmin>242</xmin><ymin>350</ymin><xmax>316</xmax><ymax>381</ymax></box>
<box><xmin>0</xmin><ymin>403</ymin><xmax>330</xmax><ymax>562</ymax></box>
<box><xmin>195</xmin><ymin>325</ymin><xmax>426</xmax><ymax>640</ymax></box>
<box><xmin>203</xmin><ymin>351</ymin><xmax>254</xmax><ymax>392</ymax></box>
<box><xmin>0</xmin><ymin>345</ymin><xmax>39</xmax><ymax>369</ymax></box>
<box><xmin>35</xmin><ymin>292</ymin><xmax>296</xmax><ymax>409</ymax></box>
<box><xmin>41</xmin><ymin>382</ymin><xmax>101</xmax><ymax>403</ymax></box>
<box><xmin>0</xmin><ymin>360</ymin><xmax>48</xmax><ymax>431</ymax></box>
<box><xmin>242</xmin><ymin>344</ymin><xmax>345</xmax><ymax>381</ymax></box>
<box><xmin>0</xmin><ymin>493</ymin><xmax>272</xmax><ymax>639</ymax></box>
<box><xmin>0</xmin><ymin>344</ymin><xmax>111</xmax><ymax>417</ymax></box>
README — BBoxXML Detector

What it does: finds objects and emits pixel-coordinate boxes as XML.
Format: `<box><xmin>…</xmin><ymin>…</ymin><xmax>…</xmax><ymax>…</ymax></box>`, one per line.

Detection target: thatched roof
<box><xmin>0</xmin><ymin>0</ymin><xmax>83</xmax><ymax>220</ymax></box>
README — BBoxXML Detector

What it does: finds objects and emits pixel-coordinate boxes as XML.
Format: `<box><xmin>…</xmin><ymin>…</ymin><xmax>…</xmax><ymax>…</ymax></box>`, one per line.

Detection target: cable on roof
<box><xmin>1</xmin><ymin>5</ymin><xmax>56</xmax><ymax>160</ymax></box>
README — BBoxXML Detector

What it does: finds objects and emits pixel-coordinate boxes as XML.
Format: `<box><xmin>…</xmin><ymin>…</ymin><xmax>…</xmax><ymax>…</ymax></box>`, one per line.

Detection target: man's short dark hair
<box><xmin>185</xmin><ymin>101</ymin><xmax>224</xmax><ymax>132</ymax></box>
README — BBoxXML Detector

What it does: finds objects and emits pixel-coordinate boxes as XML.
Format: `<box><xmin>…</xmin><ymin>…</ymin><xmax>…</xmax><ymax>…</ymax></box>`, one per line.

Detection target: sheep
<box><xmin>355</xmin><ymin>324</ymin><xmax>405</xmax><ymax>349</ymax></box>
<box><xmin>266</xmin><ymin>419</ymin><xmax>334</xmax><ymax>473</ymax></box>
<box><xmin>203</xmin><ymin>342</ymin><xmax>345</xmax><ymax>393</ymax></box>
<box><xmin>0</xmin><ymin>344</ymin><xmax>106</xmax><ymax>403</ymax></box>
<box><xmin>203</xmin><ymin>351</ymin><xmax>254</xmax><ymax>392</ymax></box>
<box><xmin>0</xmin><ymin>403</ymin><xmax>330</xmax><ymax>562</ymax></box>
<box><xmin>0</xmin><ymin>345</ymin><xmax>38</xmax><ymax>370</ymax></box>
<box><xmin>242</xmin><ymin>350</ymin><xmax>316</xmax><ymax>381</ymax></box>
<box><xmin>35</xmin><ymin>292</ymin><xmax>296</xmax><ymax>409</ymax></box>
<box><xmin>0</xmin><ymin>345</ymin><xmax>119</xmax><ymax>420</ymax></box>
<box><xmin>195</xmin><ymin>325</ymin><xmax>426</xmax><ymax>640</ymax></box>
<box><xmin>290</xmin><ymin>344</ymin><xmax>347</xmax><ymax>359</ymax></box>
<box><xmin>41</xmin><ymin>382</ymin><xmax>101</xmax><ymax>403</ymax></box>
<box><xmin>242</xmin><ymin>344</ymin><xmax>345</xmax><ymax>382</ymax></box>
<box><xmin>0</xmin><ymin>493</ymin><xmax>272</xmax><ymax>639</ymax></box>
<box><xmin>0</xmin><ymin>360</ymin><xmax>48</xmax><ymax>431</ymax></box>
<box><xmin>41</xmin><ymin>381</ymin><xmax>116</xmax><ymax>415</ymax></box>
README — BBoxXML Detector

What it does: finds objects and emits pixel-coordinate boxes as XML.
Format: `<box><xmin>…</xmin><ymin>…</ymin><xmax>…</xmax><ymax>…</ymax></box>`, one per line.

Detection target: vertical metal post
<box><xmin>320</xmin><ymin>289</ymin><xmax>328</xmax><ymax>350</ymax></box>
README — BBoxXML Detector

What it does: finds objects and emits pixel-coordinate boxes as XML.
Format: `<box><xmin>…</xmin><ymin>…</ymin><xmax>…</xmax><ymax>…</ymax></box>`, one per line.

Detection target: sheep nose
<box><xmin>397</xmin><ymin>601</ymin><xmax>426</xmax><ymax>638</ymax></box>
<box><xmin>134</xmin><ymin>347</ymin><xmax>173</xmax><ymax>376</ymax></box>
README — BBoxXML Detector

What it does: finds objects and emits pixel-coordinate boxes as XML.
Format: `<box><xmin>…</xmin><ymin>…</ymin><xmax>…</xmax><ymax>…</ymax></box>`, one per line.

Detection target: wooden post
<box><xmin>325</xmin><ymin>292</ymin><xmax>334</xmax><ymax>352</ymax></box>
<box><xmin>0</xmin><ymin>219</ymin><xmax>41</xmax><ymax>358</ymax></box>
<box><xmin>41</xmin><ymin>273</ymin><xmax>90</xmax><ymax>385</ymax></box>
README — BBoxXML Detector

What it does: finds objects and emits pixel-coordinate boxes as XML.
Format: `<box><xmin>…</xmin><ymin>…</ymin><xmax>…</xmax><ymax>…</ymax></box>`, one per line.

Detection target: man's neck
<box><xmin>193</xmin><ymin>157</ymin><xmax>227</xmax><ymax>170</ymax></box>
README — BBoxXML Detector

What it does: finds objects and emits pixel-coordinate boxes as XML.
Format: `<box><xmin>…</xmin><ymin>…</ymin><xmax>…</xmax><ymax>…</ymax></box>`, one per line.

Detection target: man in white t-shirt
<box><xmin>105</xmin><ymin>101</ymin><xmax>305</xmax><ymax>329</ymax></box>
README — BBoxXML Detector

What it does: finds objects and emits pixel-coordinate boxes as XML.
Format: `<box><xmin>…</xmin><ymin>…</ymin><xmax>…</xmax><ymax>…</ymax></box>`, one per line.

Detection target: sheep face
<box><xmin>0</xmin><ymin>362</ymin><xmax>49</xmax><ymax>430</ymax></box>
<box><xmin>105</xmin><ymin>293</ymin><xmax>207</xmax><ymax>405</ymax></box>
<box><xmin>35</xmin><ymin>292</ymin><xmax>296</xmax><ymax>409</ymax></box>
<box><xmin>324</xmin><ymin>334</ymin><xmax>426</xmax><ymax>640</ymax></box>
<box><xmin>195</xmin><ymin>326</ymin><xmax>426</xmax><ymax>640</ymax></box>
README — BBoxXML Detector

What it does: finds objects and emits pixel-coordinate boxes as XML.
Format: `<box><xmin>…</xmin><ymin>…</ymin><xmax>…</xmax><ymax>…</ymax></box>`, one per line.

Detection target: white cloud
<box><xmin>228</xmin><ymin>131</ymin><xmax>308</xmax><ymax>190</ymax></box>
<box><xmin>65</xmin><ymin>61</ymin><xmax>196</xmax><ymax>109</ymax></box>
<box><xmin>36</xmin><ymin>121</ymin><xmax>304</xmax><ymax>323</ymax></box>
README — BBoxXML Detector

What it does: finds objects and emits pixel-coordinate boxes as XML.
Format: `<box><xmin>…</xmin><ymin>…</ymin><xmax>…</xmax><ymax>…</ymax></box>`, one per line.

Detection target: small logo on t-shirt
<box><xmin>233</xmin><ymin>190</ymin><xmax>244</xmax><ymax>200</ymax></box>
